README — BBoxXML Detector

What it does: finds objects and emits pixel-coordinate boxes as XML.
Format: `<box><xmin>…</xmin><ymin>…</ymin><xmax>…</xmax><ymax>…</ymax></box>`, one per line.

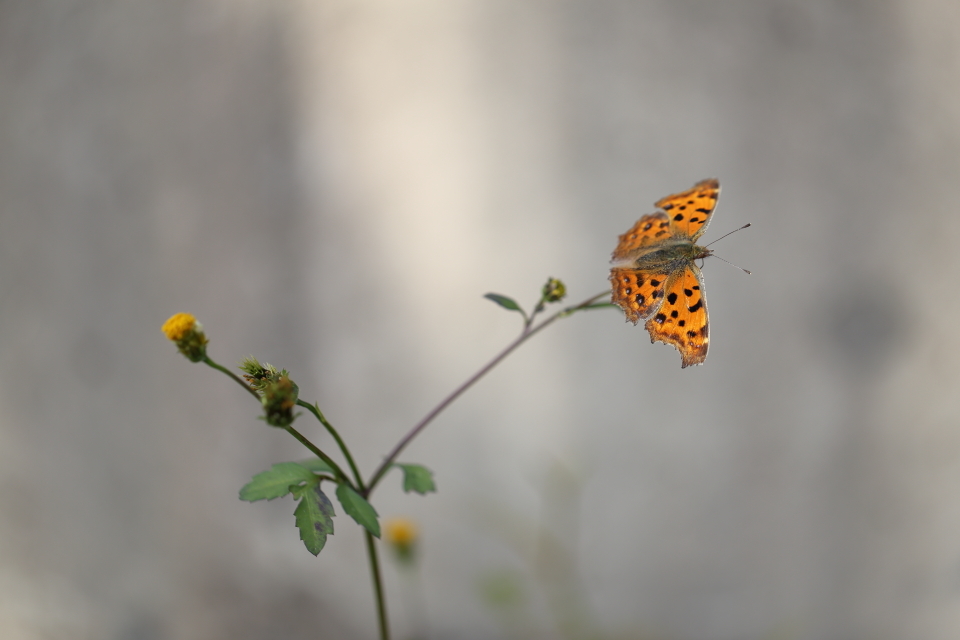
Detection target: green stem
<box><xmin>282</xmin><ymin>425</ymin><xmax>353</xmax><ymax>487</ymax></box>
<box><xmin>297</xmin><ymin>400</ymin><xmax>366</xmax><ymax>492</ymax></box>
<box><xmin>364</xmin><ymin>290</ymin><xmax>610</xmax><ymax>495</ymax></box>
<box><xmin>366</xmin><ymin>530</ymin><xmax>390</xmax><ymax>640</ymax></box>
<box><xmin>203</xmin><ymin>356</ymin><xmax>260</xmax><ymax>400</ymax></box>
<box><xmin>202</xmin><ymin>356</ymin><xmax>355</xmax><ymax>488</ymax></box>
<box><xmin>528</xmin><ymin>298</ymin><xmax>546</xmax><ymax>330</ymax></box>
<box><xmin>202</xmin><ymin>353</ymin><xmax>388</xmax><ymax>636</ymax></box>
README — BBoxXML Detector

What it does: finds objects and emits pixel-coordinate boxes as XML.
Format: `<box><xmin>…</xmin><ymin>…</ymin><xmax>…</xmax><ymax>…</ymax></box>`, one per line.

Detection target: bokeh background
<box><xmin>3</xmin><ymin>1</ymin><xmax>960</xmax><ymax>639</ymax></box>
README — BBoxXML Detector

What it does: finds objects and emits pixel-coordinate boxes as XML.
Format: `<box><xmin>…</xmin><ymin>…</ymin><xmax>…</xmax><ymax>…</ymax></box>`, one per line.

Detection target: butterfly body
<box><xmin>609</xmin><ymin>179</ymin><xmax>721</xmax><ymax>368</ymax></box>
<box><xmin>619</xmin><ymin>241</ymin><xmax>712</xmax><ymax>272</ymax></box>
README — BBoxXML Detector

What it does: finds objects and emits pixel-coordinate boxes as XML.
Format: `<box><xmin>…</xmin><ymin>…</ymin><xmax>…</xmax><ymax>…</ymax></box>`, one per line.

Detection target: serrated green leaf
<box><xmin>296</xmin><ymin>457</ymin><xmax>335</xmax><ymax>474</ymax></box>
<box><xmin>394</xmin><ymin>463</ymin><xmax>437</xmax><ymax>495</ymax></box>
<box><xmin>239</xmin><ymin>462</ymin><xmax>317</xmax><ymax>502</ymax></box>
<box><xmin>335</xmin><ymin>483</ymin><xmax>380</xmax><ymax>538</ymax></box>
<box><xmin>292</xmin><ymin>484</ymin><xmax>335</xmax><ymax>556</ymax></box>
<box><xmin>484</xmin><ymin>293</ymin><xmax>522</xmax><ymax>312</ymax></box>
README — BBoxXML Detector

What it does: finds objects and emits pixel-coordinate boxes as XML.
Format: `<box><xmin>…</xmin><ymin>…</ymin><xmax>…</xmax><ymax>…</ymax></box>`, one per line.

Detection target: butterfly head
<box><xmin>689</xmin><ymin>244</ymin><xmax>713</xmax><ymax>262</ymax></box>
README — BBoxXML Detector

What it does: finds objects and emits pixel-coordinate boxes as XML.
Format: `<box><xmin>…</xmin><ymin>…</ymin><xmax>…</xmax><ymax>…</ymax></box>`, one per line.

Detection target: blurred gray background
<box><xmin>2</xmin><ymin>1</ymin><xmax>960</xmax><ymax>639</ymax></box>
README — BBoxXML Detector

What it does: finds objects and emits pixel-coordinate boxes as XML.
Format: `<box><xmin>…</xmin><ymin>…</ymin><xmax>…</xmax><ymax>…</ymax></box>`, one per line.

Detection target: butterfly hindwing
<box><xmin>609</xmin><ymin>267</ymin><xmax>670</xmax><ymax>325</ymax></box>
<box><xmin>643</xmin><ymin>264</ymin><xmax>709</xmax><ymax>368</ymax></box>
<box><xmin>655</xmin><ymin>178</ymin><xmax>720</xmax><ymax>242</ymax></box>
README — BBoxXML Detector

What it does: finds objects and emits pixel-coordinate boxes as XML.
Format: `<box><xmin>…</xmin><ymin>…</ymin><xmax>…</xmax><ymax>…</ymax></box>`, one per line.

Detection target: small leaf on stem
<box><xmin>292</xmin><ymin>484</ymin><xmax>335</xmax><ymax>556</ymax></box>
<box><xmin>394</xmin><ymin>463</ymin><xmax>437</xmax><ymax>495</ymax></box>
<box><xmin>239</xmin><ymin>462</ymin><xmax>317</xmax><ymax>502</ymax></box>
<box><xmin>336</xmin><ymin>483</ymin><xmax>381</xmax><ymax>538</ymax></box>
<box><xmin>484</xmin><ymin>293</ymin><xmax>523</xmax><ymax>313</ymax></box>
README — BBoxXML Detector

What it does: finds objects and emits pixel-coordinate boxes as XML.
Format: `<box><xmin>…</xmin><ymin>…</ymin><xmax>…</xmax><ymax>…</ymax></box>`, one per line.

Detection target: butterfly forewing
<box><xmin>609</xmin><ymin>213</ymin><xmax>672</xmax><ymax>262</ymax></box>
<box><xmin>643</xmin><ymin>265</ymin><xmax>709</xmax><ymax>368</ymax></box>
<box><xmin>654</xmin><ymin>178</ymin><xmax>720</xmax><ymax>242</ymax></box>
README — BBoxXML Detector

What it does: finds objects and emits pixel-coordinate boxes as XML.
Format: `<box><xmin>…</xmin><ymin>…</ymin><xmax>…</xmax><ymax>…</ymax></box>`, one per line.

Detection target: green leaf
<box><xmin>583</xmin><ymin>302</ymin><xmax>618</xmax><ymax>310</ymax></box>
<box><xmin>292</xmin><ymin>484</ymin><xmax>335</xmax><ymax>556</ymax></box>
<box><xmin>296</xmin><ymin>457</ymin><xmax>335</xmax><ymax>475</ymax></box>
<box><xmin>239</xmin><ymin>462</ymin><xmax>317</xmax><ymax>502</ymax></box>
<box><xmin>558</xmin><ymin>301</ymin><xmax>619</xmax><ymax>319</ymax></box>
<box><xmin>335</xmin><ymin>483</ymin><xmax>380</xmax><ymax>538</ymax></box>
<box><xmin>394</xmin><ymin>463</ymin><xmax>437</xmax><ymax>495</ymax></box>
<box><xmin>484</xmin><ymin>293</ymin><xmax>523</xmax><ymax>313</ymax></box>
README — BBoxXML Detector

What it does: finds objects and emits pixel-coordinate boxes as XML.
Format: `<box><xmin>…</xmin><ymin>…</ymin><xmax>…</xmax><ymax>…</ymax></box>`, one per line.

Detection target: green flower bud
<box><xmin>240</xmin><ymin>357</ymin><xmax>298</xmax><ymax>398</ymax></box>
<box><xmin>541</xmin><ymin>278</ymin><xmax>566</xmax><ymax>303</ymax></box>
<box><xmin>261</xmin><ymin>375</ymin><xmax>298</xmax><ymax>428</ymax></box>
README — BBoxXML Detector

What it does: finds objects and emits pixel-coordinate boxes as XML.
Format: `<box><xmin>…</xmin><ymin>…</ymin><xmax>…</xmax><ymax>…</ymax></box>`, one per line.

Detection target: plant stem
<box><xmin>203</xmin><ymin>356</ymin><xmax>260</xmax><ymax>400</ymax></box>
<box><xmin>281</xmin><ymin>425</ymin><xmax>353</xmax><ymax>486</ymax></box>
<box><xmin>202</xmin><ymin>356</ymin><xmax>356</xmax><ymax>487</ymax></box>
<box><xmin>202</xmin><ymin>288</ymin><xmax>611</xmax><ymax>640</ymax></box>
<box><xmin>297</xmin><ymin>400</ymin><xmax>366</xmax><ymax>491</ymax></box>
<box><xmin>365</xmin><ymin>530</ymin><xmax>390</xmax><ymax>640</ymax></box>
<box><xmin>364</xmin><ymin>290</ymin><xmax>610</xmax><ymax>495</ymax></box>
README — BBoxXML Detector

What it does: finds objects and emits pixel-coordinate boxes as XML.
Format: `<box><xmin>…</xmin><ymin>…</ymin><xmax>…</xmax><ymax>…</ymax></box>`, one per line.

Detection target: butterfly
<box><xmin>609</xmin><ymin>179</ymin><xmax>721</xmax><ymax>368</ymax></box>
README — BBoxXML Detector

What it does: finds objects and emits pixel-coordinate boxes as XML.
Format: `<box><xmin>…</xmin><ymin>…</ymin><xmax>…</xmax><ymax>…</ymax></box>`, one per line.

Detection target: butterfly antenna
<box><xmin>705</xmin><ymin>223</ymin><xmax>751</xmax><ymax>248</ymax></box>
<box><xmin>711</xmin><ymin>254</ymin><xmax>751</xmax><ymax>275</ymax></box>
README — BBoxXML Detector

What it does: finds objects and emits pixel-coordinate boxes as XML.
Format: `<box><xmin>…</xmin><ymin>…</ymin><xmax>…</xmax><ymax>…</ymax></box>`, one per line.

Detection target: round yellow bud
<box><xmin>161</xmin><ymin>313</ymin><xmax>197</xmax><ymax>341</ymax></box>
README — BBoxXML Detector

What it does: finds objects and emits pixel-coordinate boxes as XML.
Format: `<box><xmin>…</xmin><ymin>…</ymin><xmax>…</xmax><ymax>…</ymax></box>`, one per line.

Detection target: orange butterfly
<box><xmin>609</xmin><ymin>179</ymin><xmax>720</xmax><ymax>368</ymax></box>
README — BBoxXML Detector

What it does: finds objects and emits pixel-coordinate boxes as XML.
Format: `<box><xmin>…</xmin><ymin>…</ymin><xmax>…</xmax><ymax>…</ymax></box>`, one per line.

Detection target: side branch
<box><xmin>364</xmin><ymin>291</ymin><xmax>610</xmax><ymax>495</ymax></box>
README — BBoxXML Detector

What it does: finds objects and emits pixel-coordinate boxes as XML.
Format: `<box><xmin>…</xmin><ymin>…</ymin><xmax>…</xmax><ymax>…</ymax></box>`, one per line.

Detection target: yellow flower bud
<box><xmin>161</xmin><ymin>313</ymin><xmax>208</xmax><ymax>362</ymax></box>
<box><xmin>161</xmin><ymin>313</ymin><xmax>197</xmax><ymax>341</ymax></box>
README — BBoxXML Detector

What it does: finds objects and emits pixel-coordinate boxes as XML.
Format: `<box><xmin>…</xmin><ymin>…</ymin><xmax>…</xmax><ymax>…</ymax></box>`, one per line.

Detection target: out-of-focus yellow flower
<box><xmin>385</xmin><ymin>518</ymin><xmax>418</xmax><ymax>545</ymax></box>
<box><xmin>161</xmin><ymin>312</ymin><xmax>208</xmax><ymax>362</ymax></box>
<box><xmin>384</xmin><ymin>517</ymin><xmax>419</xmax><ymax>563</ymax></box>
